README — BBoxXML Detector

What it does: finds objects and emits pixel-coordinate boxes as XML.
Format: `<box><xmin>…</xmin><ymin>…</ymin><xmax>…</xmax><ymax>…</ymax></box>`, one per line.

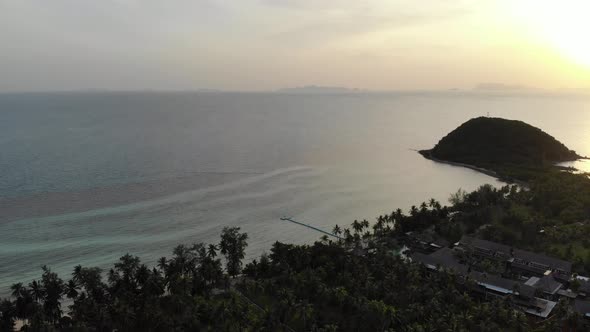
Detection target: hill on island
<box><xmin>420</xmin><ymin>117</ymin><xmax>580</xmax><ymax>171</ymax></box>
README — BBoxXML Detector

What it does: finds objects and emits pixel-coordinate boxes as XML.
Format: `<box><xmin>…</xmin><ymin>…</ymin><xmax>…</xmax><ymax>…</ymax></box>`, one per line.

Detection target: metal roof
<box><xmin>459</xmin><ymin>236</ymin><xmax>572</xmax><ymax>272</ymax></box>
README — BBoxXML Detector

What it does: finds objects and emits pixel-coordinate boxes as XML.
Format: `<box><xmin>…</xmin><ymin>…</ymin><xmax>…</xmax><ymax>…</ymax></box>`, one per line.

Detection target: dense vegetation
<box><xmin>421</xmin><ymin>117</ymin><xmax>581</xmax><ymax>180</ymax></box>
<box><xmin>1</xmin><ymin>186</ymin><xmax>589</xmax><ymax>331</ymax></box>
<box><xmin>419</xmin><ymin>117</ymin><xmax>590</xmax><ymax>262</ymax></box>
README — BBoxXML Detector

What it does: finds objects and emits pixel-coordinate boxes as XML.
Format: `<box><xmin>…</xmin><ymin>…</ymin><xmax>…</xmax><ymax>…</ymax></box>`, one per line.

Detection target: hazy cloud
<box><xmin>0</xmin><ymin>0</ymin><xmax>587</xmax><ymax>91</ymax></box>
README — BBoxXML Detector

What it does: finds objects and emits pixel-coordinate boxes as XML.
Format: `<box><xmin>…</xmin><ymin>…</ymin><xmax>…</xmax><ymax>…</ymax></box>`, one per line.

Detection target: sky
<box><xmin>1</xmin><ymin>0</ymin><xmax>589</xmax><ymax>92</ymax></box>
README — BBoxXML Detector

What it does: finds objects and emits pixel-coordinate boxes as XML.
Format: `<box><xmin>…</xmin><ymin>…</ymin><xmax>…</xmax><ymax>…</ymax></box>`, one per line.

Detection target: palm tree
<box><xmin>343</xmin><ymin>228</ymin><xmax>353</xmax><ymax>246</ymax></box>
<box><xmin>419</xmin><ymin>202</ymin><xmax>428</xmax><ymax>213</ymax></box>
<box><xmin>352</xmin><ymin>220</ymin><xmax>363</xmax><ymax>234</ymax></box>
<box><xmin>157</xmin><ymin>257</ymin><xmax>167</xmax><ymax>271</ymax></box>
<box><xmin>72</xmin><ymin>265</ymin><xmax>83</xmax><ymax>283</ymax></box>
<box><xmin>28</xmin><ymin>280</ymin><xmax>44</xmax><ymax>304</ymax></box>
<box><xmin>296</xmin><ymin>300</ymin><xmax>314</xmax><ymax>331</ymax></box>
<box><xmin>428</xmin><ymin>198</ymin><xmax>437</xmax><ymax>208</ymax></box>
<box><xmin>200</xmin><ymin>257</ymin><xmax>223</xmax><ymax>292</ymax></box>
<box><xmin>10</xmin><ymin>282</ymin><xmax>25</xmax><ymax>299</ymax></box>
<box><xmin>40</xmin><ymin>265</ymin><xmax>65</xmax><ymax>325</ymax></box>
<box><xmin>361</xmin><ymin>219</ymin><xmax>370</xmax><ymax>230</ymax></box>
<box><xmin>10</xmin><ymin>283</ymin><xmax>32</xmax><ymax>326</ymax></box>
<box><xmin>167</xmin><ymin>246</ymin><xmax>192</xmax><ymax>294</ymax></box>
<box><xmin>409</xmin><ymin>205</ymin><xmax>418</xmax><ymax>217</ymax></box>
<box><xmin>332</xmin><ymin>224</ymin><xmax>342</xmax><ymax>237</ymax></box>
<box><xmin>65</xmin><ymin>280</ymin><xmax>78</xmax><ymax>299</ymax></box>
<box><xmin>0</xmin><ymin>298</ymin><xmax>16</xmax><ymax>332</ymax></box>
<box><xmin>373</xmin><ymin>217</ymin><xmax>385</xmax><ymax>234</ymax></box>
<box><xmin>192</xmin><ymin>242</ymin><xmax>207</xmax><ymax>259</ymax></box>
<box><xmin>207</xmin><ymin>244</ymin><xmax>218</xmax><ymax>258</ymax></box>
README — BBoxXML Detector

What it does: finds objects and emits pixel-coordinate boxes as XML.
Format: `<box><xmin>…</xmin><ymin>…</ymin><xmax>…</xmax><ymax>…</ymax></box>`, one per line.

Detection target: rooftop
<box><xmin>459</xmin><ymin>236</ymin><xmax>572</xmax><ymax>273</ymax></box>
<box><xmin>411</xmin><ymin>245</ymin><xmax>562</xmax><ymax>319</ymax></box>
<box><xmin>523</xmin><ymin>298</ymin><xmax>558</xmax><ymax>319</ymax></box>
<box><xmin>411</xmin><ymin>247</ymin><xmax>537</xmax><ymax>299</ymax></box>
<box><xmin>577</xmin><ymin>278</ymin><xmax>590</xmax><ymax>294</ymax></box>
<box><xmin>468</xmin><ymin>271</ymin><xmax>535</xmax><ymax>298</ymax></box>
<box><xmin>557</xmin><ymin>289</ymin><xmax>578</xmax><ymax>299</ymax></box>
<box><xmin>574</xmin><ymin>300</ymin><xmax>590</xmax><ymax>317</ymax></box>
<box><xmin>525</xmin><ymin>275</ymin><xmax>562</xmax><ymax>295</ymax></box>
<box><xmin>411</xmin><ymin>247</ymin><xmax>468</xmax><ymax>274</ymax></box>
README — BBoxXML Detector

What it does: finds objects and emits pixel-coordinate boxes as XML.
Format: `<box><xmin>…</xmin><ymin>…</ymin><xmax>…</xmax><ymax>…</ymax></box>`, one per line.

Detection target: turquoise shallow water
<box><xmin>1</xmin><ymin>92</ymin><xmax>589</xmax><ymax>295</ymax></box>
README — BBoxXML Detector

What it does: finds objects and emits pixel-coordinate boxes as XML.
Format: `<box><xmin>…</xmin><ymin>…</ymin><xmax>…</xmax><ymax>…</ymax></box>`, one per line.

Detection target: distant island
<box><xmin>275</xmin><ymin>85</ymin><xmax>363</xmax><ymax>94</ymax></box>
<box><xmin>420</xmin><ymin>117</ymin><xmax>582</xmax><ymax>181</ymax></box>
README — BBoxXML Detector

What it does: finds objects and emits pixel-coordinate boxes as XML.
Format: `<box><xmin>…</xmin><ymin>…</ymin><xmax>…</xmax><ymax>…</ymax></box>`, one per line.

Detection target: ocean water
<box><xmin>1</xmin><ymin>92</ymin><xmax>589</xmax><ymax>295</ymax></box>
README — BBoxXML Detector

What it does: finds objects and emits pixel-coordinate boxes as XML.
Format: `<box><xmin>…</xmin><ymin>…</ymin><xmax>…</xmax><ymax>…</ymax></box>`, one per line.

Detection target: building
<box><xmin>574</xmin><ymin>299</ymin><xmax>590</xmax><ymax>319</ymax></box>
<box><xmin>576</xmin><ymin>276</ymin><xmax>590</xmax><ymax>299</ymax></box>
<box><xmin>411</xmin><ymin>243</ymin><xmax>559</xmax><ymax>319</ymax></box>
<box><xmin>524</xmin><ymin>275</ymin><xmax>562</xmax><ymax>300</ymax></box>
<box><xmin>412</xmin><ymin>247</ymin><xmax>468</xmax><ymax>274</ymax></box>
<box><xmin>458</xmin><ymin>236</ymin><xmax>572</xmax><ymax>280</ymax></box>
<box><xmin>404</xmin><ymin>231</ymin><xmax>450</xmax><ymax>253</ymax></box>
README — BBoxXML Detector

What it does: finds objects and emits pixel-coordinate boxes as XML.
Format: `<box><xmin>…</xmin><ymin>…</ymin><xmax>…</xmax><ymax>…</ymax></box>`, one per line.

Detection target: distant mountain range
<box><xmin>275</xmin><ymin>86</ymin><xmax>364</xmax><ymax>94</ymax></box>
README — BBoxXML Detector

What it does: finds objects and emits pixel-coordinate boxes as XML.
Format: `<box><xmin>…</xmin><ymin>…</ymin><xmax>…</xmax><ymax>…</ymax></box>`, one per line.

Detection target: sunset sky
<box><xmin>1</xmin><ymin>0</ymin><xmax>589</xmax><ymax>92</ymax></box>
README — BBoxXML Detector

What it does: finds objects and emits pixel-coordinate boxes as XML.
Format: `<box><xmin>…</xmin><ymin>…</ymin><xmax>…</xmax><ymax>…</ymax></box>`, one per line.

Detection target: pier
<box><xmin>280</xmin><ymin>217</ymin><xmax>344</xmax><ymax>240</ymax></box>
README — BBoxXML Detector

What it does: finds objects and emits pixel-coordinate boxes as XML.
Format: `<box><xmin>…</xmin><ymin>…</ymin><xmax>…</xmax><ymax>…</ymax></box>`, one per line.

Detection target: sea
<box><xmin>1</xmin><ymin>92</ymin><xmax>589</xmax><ymax>295</ymax></box>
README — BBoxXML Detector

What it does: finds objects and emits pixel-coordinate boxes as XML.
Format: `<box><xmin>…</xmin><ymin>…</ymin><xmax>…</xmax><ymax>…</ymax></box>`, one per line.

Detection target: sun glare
<box><xmin>511</xmin><ymin>0</ymin><xmax>590</xmax><ymax>68</ymax></box>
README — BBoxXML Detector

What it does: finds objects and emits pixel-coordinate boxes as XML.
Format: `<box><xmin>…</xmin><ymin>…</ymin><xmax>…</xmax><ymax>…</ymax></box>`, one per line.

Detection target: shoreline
<box><xmin>418</xmin><ymin>150</ymin><xmax>499</xmax><ymax>178</ymax></box>
<box><xmin>418</xmin><ymin>150</ymin><xmax>587</xmax><ymax>187</ymax></box>
<box><xmin>418</xmin><ymin>150</ymin><xmax>529</xmax><ymax>187</ymax></box>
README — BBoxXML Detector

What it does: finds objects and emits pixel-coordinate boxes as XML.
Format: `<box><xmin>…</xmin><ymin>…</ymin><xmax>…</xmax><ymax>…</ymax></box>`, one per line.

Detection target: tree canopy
<box><xmin>422</xmin><ymin>117</ymin><xmax>580</xmax><ymax>169</ymax></box>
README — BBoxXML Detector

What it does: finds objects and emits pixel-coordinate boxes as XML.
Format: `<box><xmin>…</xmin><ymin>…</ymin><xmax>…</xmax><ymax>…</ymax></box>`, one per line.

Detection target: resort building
<box><xmin>457</xmin><ymin>236</ymin><xmax>572</xmax><ymax>280</ymax></box>
<box><xmin>575</xmin><ymin>300</ymin><xmax>590</xmax><ymax>319</ymax></box>
<box><xmin>410</xmin><ymin>237</ymin><xmax>577</xmax><ymax>319</ymax></box>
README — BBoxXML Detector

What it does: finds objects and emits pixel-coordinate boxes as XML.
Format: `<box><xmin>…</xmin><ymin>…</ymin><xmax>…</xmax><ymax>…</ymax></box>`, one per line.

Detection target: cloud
<box><xmin>264</xmin><ymin>3</ymin><xmax>472</xmax><ymax>49</ymax></box>
<box><xmin>0</xmin><ymin>0</ymin><xmax>586</xmax><ymax>91</ymax></box>
<box><xmin>258</xmin><ymin>0</ymin><xmax>358</xmax><ymax>10</ymax></box>
<box><xmin>475</xmin><ymin>83</ymin><xmax>534</xmax><ymax>91</ymax></box>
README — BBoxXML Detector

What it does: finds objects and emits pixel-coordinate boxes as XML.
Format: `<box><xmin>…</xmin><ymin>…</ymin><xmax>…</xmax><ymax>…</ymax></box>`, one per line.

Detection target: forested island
<box><xmin>3</xmin><ymin>117</ymin><xmax>590</xmax><ymax>331</ymax></box>
<box><xmin>423</xmin><ymin>117</ymin><xmax>580</xmax><ymax>166</ymax></box>
<box><xmin>420</xmin><ymin>116</ymin><xmax>583</xmax><ymax>181</ymax></box>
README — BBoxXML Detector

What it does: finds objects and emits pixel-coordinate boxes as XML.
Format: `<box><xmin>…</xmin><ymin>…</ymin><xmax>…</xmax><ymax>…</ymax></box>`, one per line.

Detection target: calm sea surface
<box><xmin>1</xmin><ymin>92</ymin><xmax>589</xmax><ymax>294</ymax></box>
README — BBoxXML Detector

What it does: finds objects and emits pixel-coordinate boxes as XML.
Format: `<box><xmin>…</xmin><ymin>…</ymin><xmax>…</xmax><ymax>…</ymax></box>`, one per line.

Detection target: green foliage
<box><xmin>421</xmin><ymin>117</ymin><xmax>590</xmax><ymax>266</ymax></box>
<box><xmin>220</xmin><ymin>227</ymin><xmax>249</xmax><ymax>277</ymax></box>
<box><xmin>2</xmin><ymin>208</ymin><xmax>587</xmax><ymax>331</ymax></box>
<box><xmin>240</xmin><ymin>239</ymin><xmax>534</xmax><ymax>331</ymax></box>
<box><xmin>427</xmin><ymin>117</ymin><xmax>580</xmax><ymax>168</ymax></box>
<box><xmin>0</xmin><ymin>297</ymin><xmax>16</xmax><ymax>332</ymax></box>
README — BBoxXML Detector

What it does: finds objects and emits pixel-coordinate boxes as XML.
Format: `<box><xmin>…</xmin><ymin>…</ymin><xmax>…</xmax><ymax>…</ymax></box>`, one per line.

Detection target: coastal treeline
<box><xmin>2</xmin><ymin>183</ymin><xmax>590</xmax><ymax>331</ymax></box>
<box><xmin>0</xmin><ymin>223</ymin><xmax>536</xmax><ymax>331</ymax></box>
<box><xmin>1</xmin><ymin>226</ymin><xmax>250</xmax><ymax>331</ymax></box>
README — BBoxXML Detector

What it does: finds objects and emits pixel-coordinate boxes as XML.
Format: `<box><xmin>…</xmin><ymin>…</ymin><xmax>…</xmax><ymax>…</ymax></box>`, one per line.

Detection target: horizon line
<box><xmin>1</xmin><ymin>87</ymin><xmax>589</xmax><ymax>98</ymax></box>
